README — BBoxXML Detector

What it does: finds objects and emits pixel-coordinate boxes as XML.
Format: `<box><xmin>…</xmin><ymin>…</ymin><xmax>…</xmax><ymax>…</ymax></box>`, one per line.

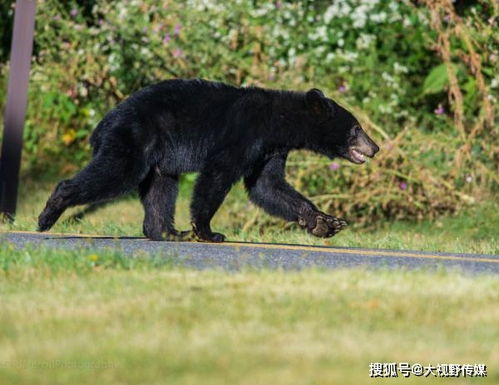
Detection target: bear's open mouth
<box><xmin>348</xmin><ymin>147</ymin><xmax>369</xmax><ymax>164</ymax></box>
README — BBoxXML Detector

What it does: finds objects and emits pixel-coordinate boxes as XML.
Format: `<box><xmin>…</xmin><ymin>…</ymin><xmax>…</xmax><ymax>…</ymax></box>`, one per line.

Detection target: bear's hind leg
<box><xmin>38</xmin><ymin>179</ymin><xmax>74</xmax><ymax>232</ymax></box>
<box><xmin>38</xmin><ymin>154</ymin><xmax>147</xmax><ymax>231</ymax></box>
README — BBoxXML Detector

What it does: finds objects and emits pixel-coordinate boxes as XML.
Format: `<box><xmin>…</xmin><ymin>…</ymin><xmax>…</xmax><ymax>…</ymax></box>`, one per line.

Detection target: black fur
<box><xmin>38</xmin><ymin>79</ymin><xmax>379</xmax><ymax>242</ymax></box>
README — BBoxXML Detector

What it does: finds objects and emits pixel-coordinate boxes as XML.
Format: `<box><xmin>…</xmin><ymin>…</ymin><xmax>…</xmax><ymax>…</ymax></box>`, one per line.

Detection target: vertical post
<box><xmin>0</xmin><ymin>0</ymin><xmax>36</xmax><ymax>221</ymax></box>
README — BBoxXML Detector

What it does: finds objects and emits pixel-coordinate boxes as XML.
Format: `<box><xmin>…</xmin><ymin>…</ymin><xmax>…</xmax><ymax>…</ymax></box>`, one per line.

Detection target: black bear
<box><xmin>38</xmin><ymin>79</ymin><xmax>379</xmax><ymax>242</ymax></box>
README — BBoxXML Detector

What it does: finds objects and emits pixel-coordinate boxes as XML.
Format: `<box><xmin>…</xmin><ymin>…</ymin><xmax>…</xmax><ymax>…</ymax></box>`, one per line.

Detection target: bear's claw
<box><xmin>300</xmin><ymin>213</ymin><xmax>348</xmax><ymax>238</ymax></box>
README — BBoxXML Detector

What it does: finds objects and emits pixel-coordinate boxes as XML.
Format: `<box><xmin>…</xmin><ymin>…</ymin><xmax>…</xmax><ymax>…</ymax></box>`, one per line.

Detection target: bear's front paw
<box><xmin>299</xmin><ymin>213</ymin><xmax>348</xmax><ymax>238</ymax></box>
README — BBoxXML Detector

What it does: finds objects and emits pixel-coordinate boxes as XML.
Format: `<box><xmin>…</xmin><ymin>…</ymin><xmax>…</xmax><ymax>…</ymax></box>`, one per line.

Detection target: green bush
<box><xmin>0</xmin><ymin>0</ymin><xmax>496</xmax><ymax>224</ymax></box>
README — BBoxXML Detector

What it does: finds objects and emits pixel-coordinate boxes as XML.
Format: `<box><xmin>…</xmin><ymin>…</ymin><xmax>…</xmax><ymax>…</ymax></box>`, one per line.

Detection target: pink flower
<box><xmin>399</xmin><ymin>182</ymin><xmax>408</xmax><ymax>190</ymax></box>
<box><xmin>434</xmin><ymin>104</ymin><xmax>445</xmax><ymax>115</ymax></box>
<box><xmin>163</xmin><ymin>33</ymin><xmax>171</xmax><ymax>44</ymax></box>
<box><xmin>339</xmin><ymin>84</ymin><xmax>347</xmax><ymax>93</ymax></box>
<box><xmin>329</xmin><ymin>162</ymin><xmax>340</xmax><ymax>171</ymax></box>
<box><xmin>66</xmin><ymin>88</ymin><xmax>77</xmax><ymax>99</ymax></box>
<box><xmin>173</xmin><ymin>48</ymin><xmax>183</xmax><ymax>58</ymax></box>
<box><xmin>70</xmin><ymin>8</ymin><xmax>78</xmax><ymax>17</ymax></box>
<box><xmin>174</xmin><ymin>24</ymin><xmax>182</xmax><ymax>36</ymax></box>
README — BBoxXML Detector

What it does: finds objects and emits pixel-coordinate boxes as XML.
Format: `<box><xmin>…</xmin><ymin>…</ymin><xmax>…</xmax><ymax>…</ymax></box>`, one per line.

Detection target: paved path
<box><xmin>2</xmin><ymin>231</ymin><xmax>499</xmax><ymax>274</ymax></box>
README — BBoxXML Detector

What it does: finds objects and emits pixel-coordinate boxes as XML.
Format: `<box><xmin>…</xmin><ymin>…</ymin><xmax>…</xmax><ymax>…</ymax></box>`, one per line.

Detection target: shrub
<box><xmin>0</xmin><ymin>0</ymin><xmax>496</xmax><ymax>224</ymax></box>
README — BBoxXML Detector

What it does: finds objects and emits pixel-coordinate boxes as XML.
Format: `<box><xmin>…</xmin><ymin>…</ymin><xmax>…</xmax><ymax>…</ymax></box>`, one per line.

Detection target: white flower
<box><xmin>117</xmin><ymin>6</ymin><xmax>128</xmax><ymax>21</ymax></box>
<box><xmin>353</xmin><ymin>17</ymin><xmax>367</xmax><ymax>29</ymax></box>
<box><xmin>341</xmin><ymin>3</ymin><xmax>352</xmax><ymax>15</ymax></box>
<box><xmin>356</xmin><ymin>34</ymin><xmax>375</xmax><ymax>49</ymax></box>
<box><xmin>324</xmin><ymin>5</ymin><xmax>336</xmax><ymax>23</ymax></box>
<box><xmin>250</xmin><ymin>8</ymin><xmax>268</xmax><ymax>17</ymax></box>
<box><xmin>389</xmin><ymin>2</ymin><xmax>399</xmax><ymax>12</ymax></box>
<box><xmin>382</xmin><ymin>71</ymin><xmax>399</xmax><ymax>89</ymax></box>
<box><xmin>382</xmin><ymin>72</ymin><xmax>394</xmax><ymax>82</ymax></box>
<box><xmin>324</xmin><ymin>2</ymin><xmax>352</xmax><ymax>22</ymax></box>
<box><xmin>309</xmin><ymin>26</ymin><xmax>328</xmax><ymax>42</ymax></box>
<box><xmin>316</xmin><ymin>46</ymin><xmax>326</xmax><ymax>55</ymax></box>
<box><xmin>342</xmin><ymin>51</ymin><xmax>358</xmax><ymax>62</ymax></box>
<box><xmin>394</xmin><ymin>62</ymin><xmax>409</xmax><ymax>73</ymax></box>
<box><xmin>140</xmin><ymin>47</ymin><xmax>152</xmax><ymax>59</ymax></box>
<box><xmin>379</xmin><ymin>104</ymin><xmax>393</xmax><ymax>114</ymax></box>
<box><xmin>338</xmin><ymin>65</ymin><xmax>350</xmax><ymax>74</ymax></box>
<box><xmin>370</xmin><ymin>11</ymin><xmax>387</xmax><ymax>23</ymax></box>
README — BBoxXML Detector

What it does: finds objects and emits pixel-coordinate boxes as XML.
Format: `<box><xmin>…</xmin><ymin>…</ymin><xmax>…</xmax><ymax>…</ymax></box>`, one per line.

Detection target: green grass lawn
<box><xmin>0</xmin><ymin>179</ymin><xmax>498</xmax><ymax>384</ymax></box>
<box><xmin>1</xmin><ymin>246</ymin><xmax>498</xmax><ymax>385</ymax></box>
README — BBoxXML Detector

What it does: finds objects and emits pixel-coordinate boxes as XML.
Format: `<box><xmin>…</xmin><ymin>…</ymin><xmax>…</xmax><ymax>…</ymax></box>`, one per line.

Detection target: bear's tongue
<box><xmin>351</xmin><ymin>149</ymin><xmax>366</xmax><ymax>163</ymax></box>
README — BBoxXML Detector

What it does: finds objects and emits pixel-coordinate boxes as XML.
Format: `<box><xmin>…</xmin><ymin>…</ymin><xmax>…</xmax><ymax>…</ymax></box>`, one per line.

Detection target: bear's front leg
<box><xmin>244</xmin><ymin>154</ymin><xmax>348</xmax><ymax>239</ymax></box>
<box><xmin>190</xmin><ymin>156</ymin><xmax>241</xmax><ymax>242</ymax></box>
<box><xmin>298</xmin><ymin>211</ymin><xmax>348</xmax><ymax>238</ymax></box>
<box><xmin>139</xmin><ymin>172</ymin><xmax>187</xmax><ymax>241</ymax></box>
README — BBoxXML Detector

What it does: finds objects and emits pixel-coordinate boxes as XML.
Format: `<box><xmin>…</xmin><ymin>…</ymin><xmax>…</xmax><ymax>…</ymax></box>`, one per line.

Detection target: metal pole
<box><xmin>0</xmin><ymin>0</ymin><xmax>36</xmax><ymax>221</ymax></box>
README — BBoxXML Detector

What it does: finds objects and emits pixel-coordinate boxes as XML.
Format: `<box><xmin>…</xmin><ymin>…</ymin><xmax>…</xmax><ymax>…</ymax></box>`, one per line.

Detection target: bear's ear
<box><xmin>306</xmin><ymin>88</ymin><xmax>328</xmax><ymax>118</ymax></box>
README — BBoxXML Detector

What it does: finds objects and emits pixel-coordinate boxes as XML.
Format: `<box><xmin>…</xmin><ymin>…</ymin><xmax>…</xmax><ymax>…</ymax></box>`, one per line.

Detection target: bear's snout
<box><xmin>346</xmin><ymin>125</ymin><xmax>379</xmax><ymax>164</ymax></box>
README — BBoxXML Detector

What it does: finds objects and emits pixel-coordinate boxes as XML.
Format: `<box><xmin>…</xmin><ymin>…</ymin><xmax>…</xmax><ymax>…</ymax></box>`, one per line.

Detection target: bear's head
<box><xmin>305</xmin><ymin>88</ymin><xmax>379</xmax><ymax>164</ymax></box>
